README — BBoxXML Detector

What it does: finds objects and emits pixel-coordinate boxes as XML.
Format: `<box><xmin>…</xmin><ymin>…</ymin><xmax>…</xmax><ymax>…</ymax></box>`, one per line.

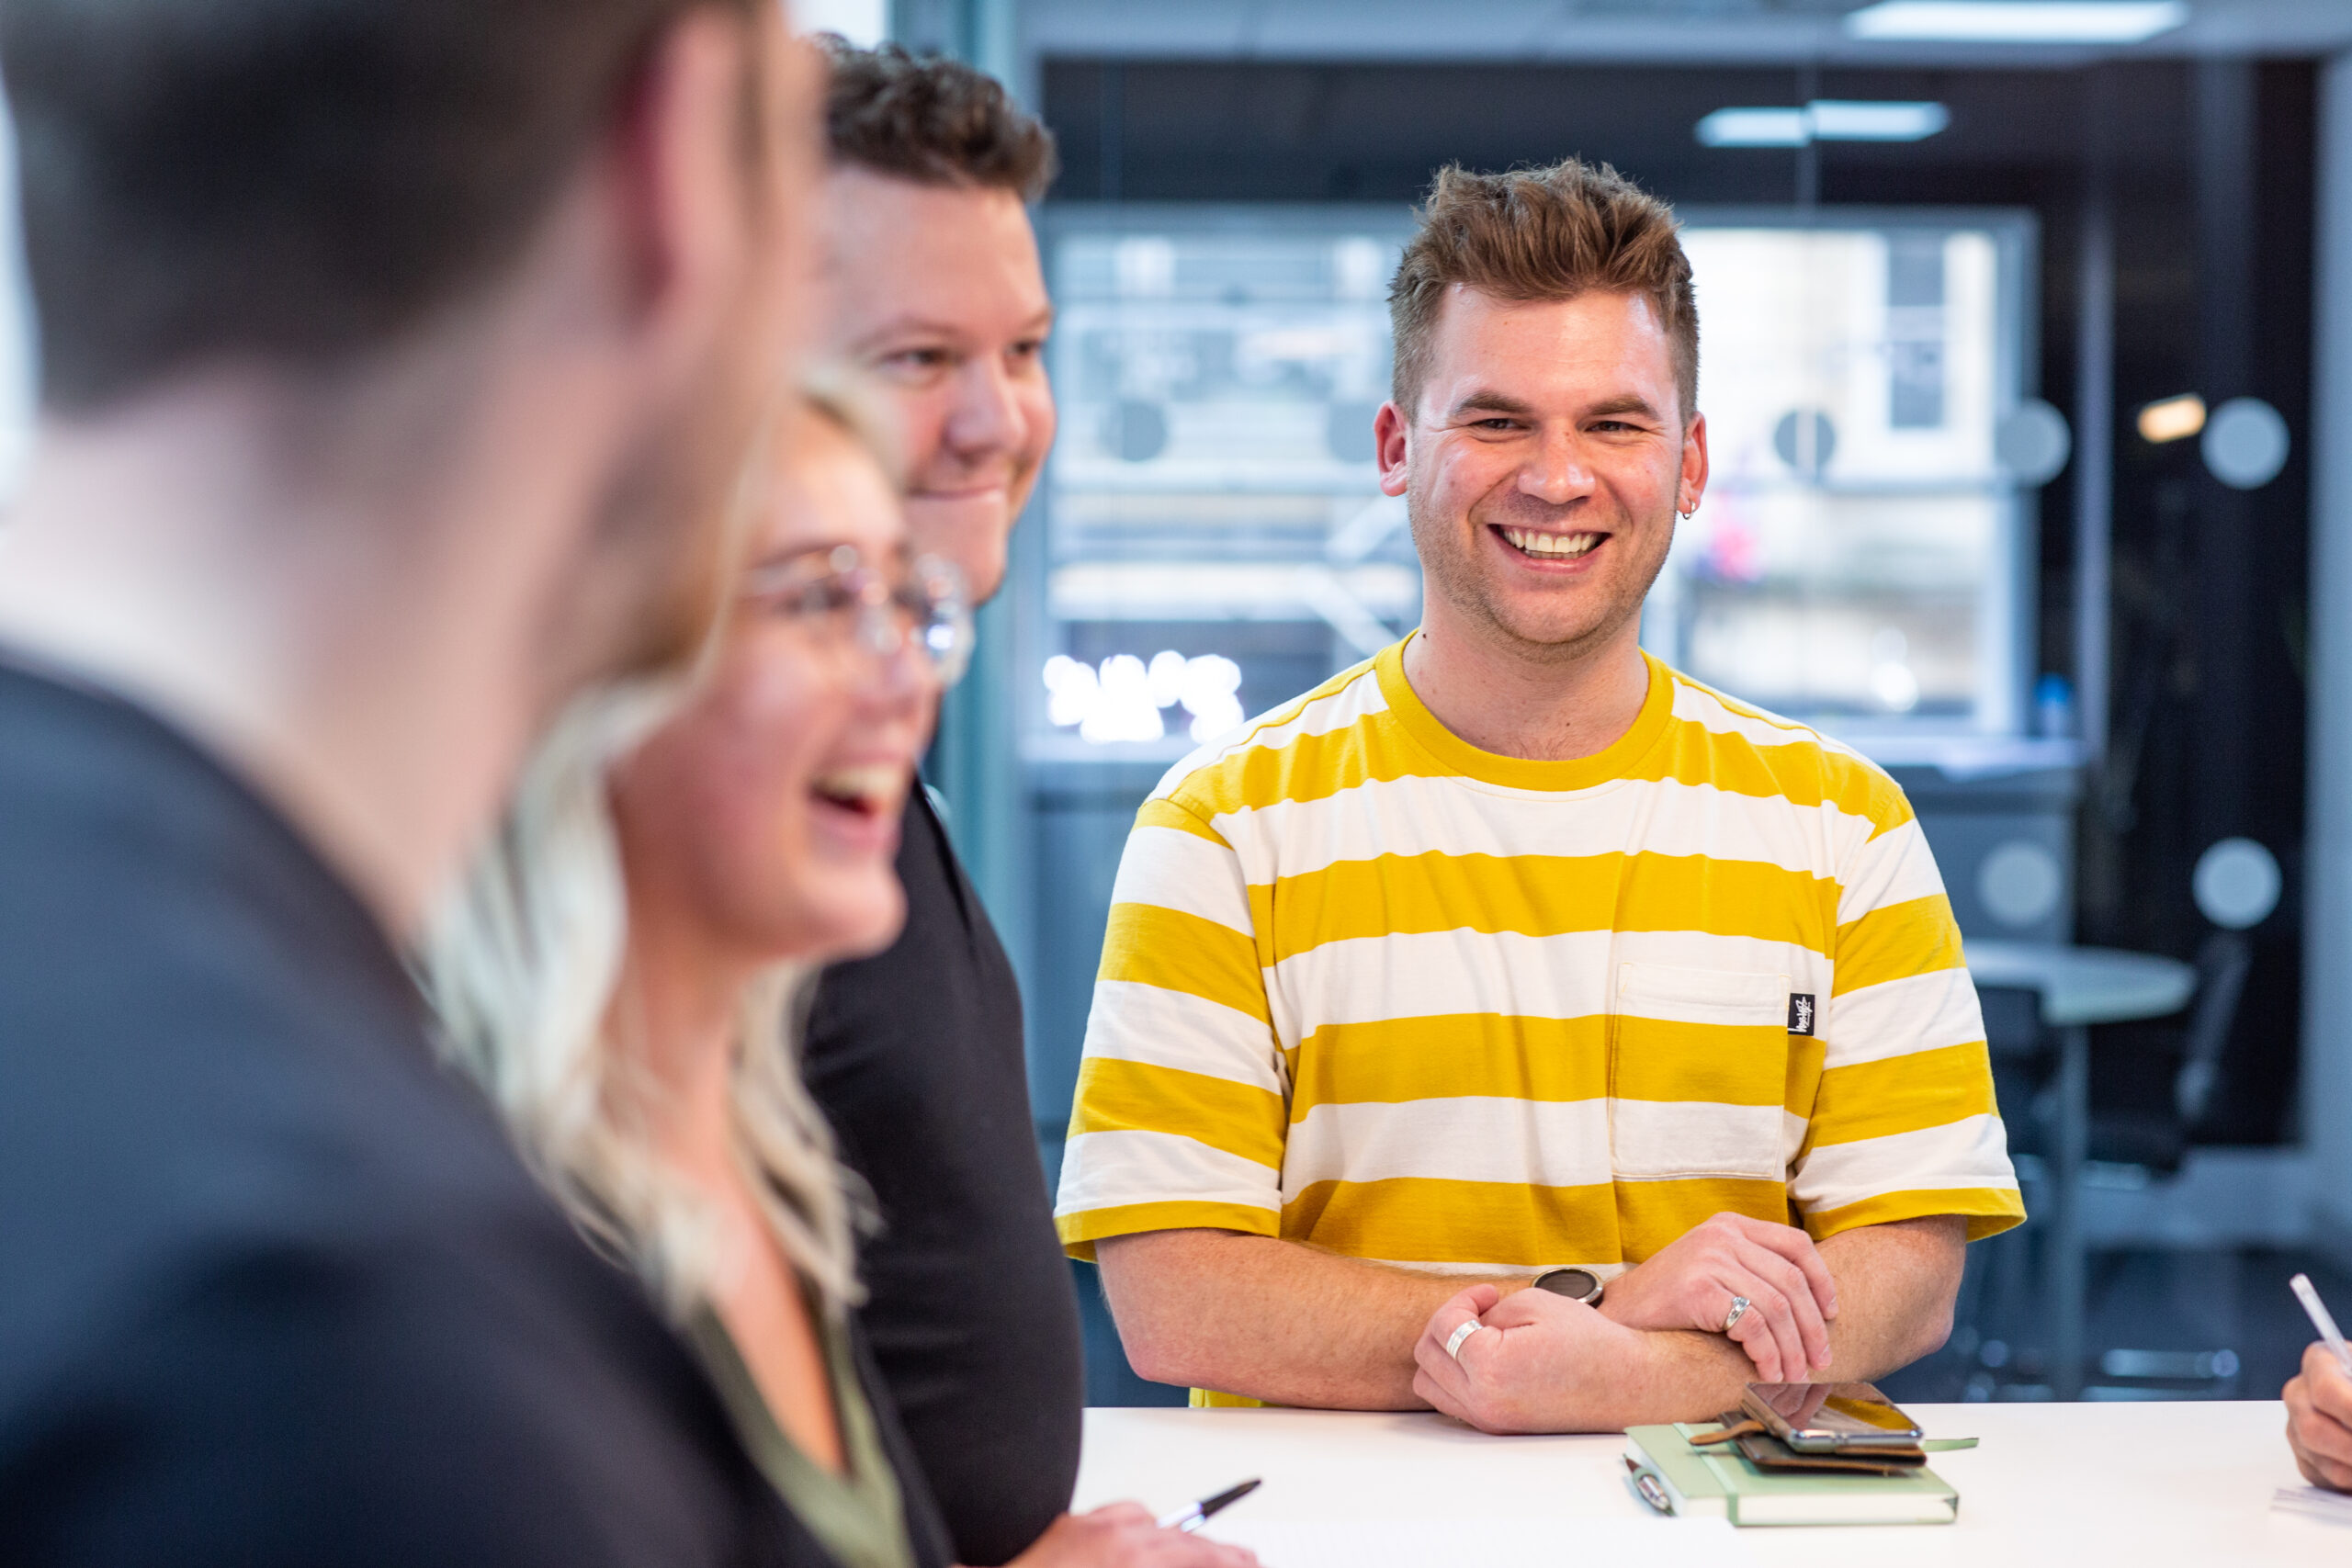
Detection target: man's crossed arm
<box><xmin>1413</xmin><ymin>1215</ymin><xmax>1963</xmax><ymax>1433</ymax></box>
<box><xmin>1096</xmin><ymin>1213</ymin><xmax>1964</xmax><ymax>1428</ymax></box>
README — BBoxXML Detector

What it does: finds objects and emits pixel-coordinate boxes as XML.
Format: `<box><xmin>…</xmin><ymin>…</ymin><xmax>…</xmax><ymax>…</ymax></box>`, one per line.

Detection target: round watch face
<box><xmin>1535</xmin><ymin>1267</ymin><xmax>1601</xmax><ymax>1303</ymax></box>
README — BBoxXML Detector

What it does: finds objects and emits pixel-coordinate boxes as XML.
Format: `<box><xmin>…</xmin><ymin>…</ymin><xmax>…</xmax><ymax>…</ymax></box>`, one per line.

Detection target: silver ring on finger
<box><xmin>1443</xmin><ymin>1319</ymin><xmax>1487</xmax><ymax>1360</ymax></box>
<box><xmin>1723</xmin><ymin>1294</ymin><xmax>1753</xmax><ymax>1334</ymax></box>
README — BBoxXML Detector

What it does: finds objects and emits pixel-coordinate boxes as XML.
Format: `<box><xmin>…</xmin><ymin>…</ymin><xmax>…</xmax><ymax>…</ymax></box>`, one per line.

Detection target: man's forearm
<box><xmin>1602</xmin><ymin>1216</ymin><xmax>1968</xmax><ymax>1426</ymax></box>
<box><xmin>1097</xmin><ymin>1229</ymin><xmax>1526</xmax><ymax>1408</ymax></box>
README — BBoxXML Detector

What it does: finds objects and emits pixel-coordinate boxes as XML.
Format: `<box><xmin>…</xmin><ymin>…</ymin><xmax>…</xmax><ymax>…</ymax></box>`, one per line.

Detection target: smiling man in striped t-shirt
<box><xmin>1055</xmin><ymin>158</ymin><xmax>2023</xmax><ymax>1431</ymax></box>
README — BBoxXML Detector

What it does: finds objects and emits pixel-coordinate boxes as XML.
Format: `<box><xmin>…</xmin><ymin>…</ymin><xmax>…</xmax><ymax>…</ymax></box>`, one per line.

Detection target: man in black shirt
<box><xmin>0</xmin><ymin>3</ymin><xmax>853</xmax><ymax>1562</ymax></box>
<box><xmin>801</xmin><ymin>44</ymin><xmax>1079</xmax><ymax>1567</ymax></box>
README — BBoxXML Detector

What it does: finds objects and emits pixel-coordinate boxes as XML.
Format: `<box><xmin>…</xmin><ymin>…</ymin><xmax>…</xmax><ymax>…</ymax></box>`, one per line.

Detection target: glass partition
<box><xmin>1648</xmin><ymin>214</ymin><xmax>2037</xmax><ymax>742</ymax></box>
<box><xmin>1028</xmin><ymin>206</ymin><xmax>2038</xmax><ymax>761</ymax></box>
<box><xmin>1029</xmin><ymin>209</ymin><xmax>1418</xmax><ymax>765</ymax></box>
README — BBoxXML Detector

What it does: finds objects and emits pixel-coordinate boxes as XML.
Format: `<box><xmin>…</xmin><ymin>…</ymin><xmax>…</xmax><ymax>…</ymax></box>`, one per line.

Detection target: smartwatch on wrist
<box><xmin>1532</xmin><ymin>1266</ymin><xmax>1605</xmax><ymax>1305</ymax></box>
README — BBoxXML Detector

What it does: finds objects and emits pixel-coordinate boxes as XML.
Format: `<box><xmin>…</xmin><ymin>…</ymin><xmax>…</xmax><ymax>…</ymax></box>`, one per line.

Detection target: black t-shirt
<box><xmin>804</xmin><ymin>791</ymin><xmax>1085</xmax><ymax>1566</ymax></box>
<box><xmin>0</xmin><ymin>663</ymin><xmax>950</xmax><ymax>1568</ymax></box>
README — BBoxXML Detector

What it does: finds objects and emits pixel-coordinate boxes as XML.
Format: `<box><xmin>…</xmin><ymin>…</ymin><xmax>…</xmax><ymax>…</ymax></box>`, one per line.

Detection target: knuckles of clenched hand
<box><xmin>2285</xmin><ymin>1344</ymin><xmax>2352</xmax><ymax>1495</ymax></box>
<box><xmin>1415</xmin><ymin>1364</ymin><xmax>1534</xmax><ymax>1435</ymax></box>
<box><xmin>1600</xmin><ymin>1211</ymin><xmax>1837</xmax><ymax>1382</ymax></box>
<box><xmin>2287</xmin><ymin>1405</ymin><xmax>2352</xmax><ymax>1493</ymax></box>
<box><xmin>1413</xmin><ymin>1282</ymin><xmax>1644</xmax><ymax>1435</ymax></box>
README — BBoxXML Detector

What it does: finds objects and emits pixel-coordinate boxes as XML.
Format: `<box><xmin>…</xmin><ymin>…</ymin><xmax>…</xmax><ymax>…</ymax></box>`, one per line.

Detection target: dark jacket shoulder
<box><xmin>0</xmin><ymin>667</ymin><xmax>820</xmax><ymax>1567</ymax></box>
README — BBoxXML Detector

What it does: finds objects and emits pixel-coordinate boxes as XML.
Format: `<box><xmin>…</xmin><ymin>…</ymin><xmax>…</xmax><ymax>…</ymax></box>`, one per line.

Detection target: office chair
<box><xmin>1972</xmin><ymin>943</ymin><xmax>2255</xmax><ymax>1397</ymax></box>
<box><xmin>2086</xmin><ymin>929</ymin><xmax>2254</xmax><ymax>1172</ymax></box>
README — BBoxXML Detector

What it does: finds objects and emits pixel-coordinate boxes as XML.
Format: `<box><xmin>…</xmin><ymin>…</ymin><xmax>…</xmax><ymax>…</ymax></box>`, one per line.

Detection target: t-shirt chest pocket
<box><xmin>1608</xmin><ymin>961</ymin><xmax>1793</xmax><ymax>1182</ymax></box>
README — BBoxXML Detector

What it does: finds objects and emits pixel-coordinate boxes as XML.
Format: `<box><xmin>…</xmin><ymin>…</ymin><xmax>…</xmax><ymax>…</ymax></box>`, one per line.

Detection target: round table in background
<box><xmin>1965</xmin><ymin>941</ymin><xmax>2197</xmax><ymax>1027</ymax></box>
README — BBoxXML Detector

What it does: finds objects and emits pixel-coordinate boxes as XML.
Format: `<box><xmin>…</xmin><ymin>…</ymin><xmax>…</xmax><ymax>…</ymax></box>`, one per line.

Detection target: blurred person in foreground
<box><xmin>797</xmin><ymin>43</ymin><xmax>1077</xmax><ymax>1565</ymax></box>
<box><xmin>2288</xmin><ymin>1347</ymin><xmax>2352</xmax><ymax>1492</ymax></box>
<box><xmin>0</xmin><ymin>0</ymin><xmax>827</xmax><ymax>1561</ymax></box>
<box><xmin>424</xmin><ymin>394</ymin><xmax>1253</xmax><ymax>1568</ymax></box>
<box><xmin>1057</xmin><ymin>160</ymin><xmax>2024</xmax><ymax>1431</ymax></box>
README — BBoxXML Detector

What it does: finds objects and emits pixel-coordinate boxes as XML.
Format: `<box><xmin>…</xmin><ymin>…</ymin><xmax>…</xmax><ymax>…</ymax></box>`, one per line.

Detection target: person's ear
<box><xmin>599</xmin><ymin>6</ymin><xmax>792</xmax><ymax>398</ymax></box>
<box><xmin>1677</xmin><ymin>411</ymin><xmax>1710</xmax><ymax>516</ymax></box>
<box><xmin>1375</xmin><ymin>400</ymin><xmax>1413</xmax><ymax>497</ymax></box>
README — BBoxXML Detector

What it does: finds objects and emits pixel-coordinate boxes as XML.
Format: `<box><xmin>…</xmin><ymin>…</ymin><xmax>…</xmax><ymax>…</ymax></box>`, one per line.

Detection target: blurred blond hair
<box><xmin>416</xmin><ymin>375</ymin><xmax>906</xmax><ymax>1317</ymax></box>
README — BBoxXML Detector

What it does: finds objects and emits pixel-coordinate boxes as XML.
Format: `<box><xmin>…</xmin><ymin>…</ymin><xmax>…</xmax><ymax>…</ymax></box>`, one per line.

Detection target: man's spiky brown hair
<box><xmin>1389</xmin><ymin>158</ymin><xmax>1698</xmax><ymax>423</ymax></box>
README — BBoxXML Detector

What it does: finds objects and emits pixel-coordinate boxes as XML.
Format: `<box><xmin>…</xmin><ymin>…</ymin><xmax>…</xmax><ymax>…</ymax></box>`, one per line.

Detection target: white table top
<box><xmin>1078</xmin><ymin>1402</ymin><xmax>2348</xmax><ymax>1565</ymax></box>
<box><xmin>1963</xmin><ymin>940</ymin><xmax>2198</xmax><ymax>1027</ymax></box>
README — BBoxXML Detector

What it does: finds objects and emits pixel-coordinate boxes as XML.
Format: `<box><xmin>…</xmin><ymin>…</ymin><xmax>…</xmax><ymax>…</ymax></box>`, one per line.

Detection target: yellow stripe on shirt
<box><xmin>1248</xmin><ymin>851</ymin><xmax>1843</xmax><ymax>964</ymax></box>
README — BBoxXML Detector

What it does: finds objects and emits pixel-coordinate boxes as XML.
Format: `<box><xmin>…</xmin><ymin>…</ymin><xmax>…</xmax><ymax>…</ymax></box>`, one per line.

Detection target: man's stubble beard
<box><xmin>1408</xmin><ymin>481</ymin><xmax>1676</xmax><ymax>668</ymax></box>
<box><xmin>904</xmin><ymin>485</ymin><xmax>1015</xmax><ymax>608</ymax></box>
<box><xmin>565</xmin><ymin>38</ymin><xmax>808</xmax><ymax>701</ymax></box>
<box><xmin>561</xmin><ymin>208</ymin><xmax>797</xmax><ymax>696</ymax></box>
<box><xmin>588</xmin><ymin>364</ymin><xmax>774</xmax><ymax>685</ymax></box>
<box><xmin>905</xmin><ymin>418</ymin><xmax>1046</xmax><ymax>608</ymax></box>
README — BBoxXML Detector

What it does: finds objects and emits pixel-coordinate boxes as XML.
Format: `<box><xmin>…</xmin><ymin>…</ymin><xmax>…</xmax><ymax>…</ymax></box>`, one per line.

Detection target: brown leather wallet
<box><xmin>1687</xmin><ymin>1418</ymin><xmax>1765</xmax><ymax>1446</ymax></box>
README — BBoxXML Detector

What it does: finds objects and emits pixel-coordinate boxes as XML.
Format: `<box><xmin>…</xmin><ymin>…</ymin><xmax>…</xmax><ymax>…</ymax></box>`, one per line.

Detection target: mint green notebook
<box><xmin>1623</xmin><ymin>1422</ymin><xmax>1959</xmax><ymax>1526</ymax></box>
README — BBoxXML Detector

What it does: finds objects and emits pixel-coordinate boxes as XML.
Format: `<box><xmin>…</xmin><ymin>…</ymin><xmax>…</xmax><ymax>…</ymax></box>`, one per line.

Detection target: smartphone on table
<box><xmin>1741</xmin><ymin>1382</ymin><xmax>1925</xmax><ymax>1452</ymax></box>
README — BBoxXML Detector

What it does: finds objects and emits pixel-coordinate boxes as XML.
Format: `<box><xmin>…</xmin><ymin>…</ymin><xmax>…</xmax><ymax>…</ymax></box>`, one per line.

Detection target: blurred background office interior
<box><xmin>786</xmin><ymin>0</ymin><xmax>2352</xmax><ymax>1407</ymax></box>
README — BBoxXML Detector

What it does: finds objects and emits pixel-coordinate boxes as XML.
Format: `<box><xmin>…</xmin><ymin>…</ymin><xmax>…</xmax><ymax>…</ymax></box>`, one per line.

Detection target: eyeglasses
<box><xmin>739</xmin><ymin>545</ymin><xmax>973</xmax><ymax>687</ymax></box>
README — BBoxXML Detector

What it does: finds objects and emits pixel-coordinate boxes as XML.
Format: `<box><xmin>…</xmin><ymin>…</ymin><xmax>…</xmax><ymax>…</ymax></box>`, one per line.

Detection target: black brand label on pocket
<box><xmin>1787</xmin><ymin>994</ymin><xmax>1817</xmax><ymax>1036</ymax></box>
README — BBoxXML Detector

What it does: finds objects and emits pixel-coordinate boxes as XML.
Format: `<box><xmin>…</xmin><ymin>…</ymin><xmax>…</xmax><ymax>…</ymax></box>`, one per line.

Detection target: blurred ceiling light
<box><xmin>1696</xmin><ymin>101</ymin><xmax>1949</xmax><ymax>148</ymax></box>
<box><xmin>1845</xmin><ymin>2</ymin><xmax>2189</xmax><ymax>44</ymax></box>
<box><xmin>2137</xmin><ymin>393</ymin><xmax>2207</xmax><ymax>445</ymax></box>
<box><xmin>1696</xmin><ymin>107</ymin><xmax>1811</xmax><ymax>148</ymax></box>
<box><xmin>1806</xmin><ymin>100</ymin><xmax>1952</xmax><ymax>141</ymax></box>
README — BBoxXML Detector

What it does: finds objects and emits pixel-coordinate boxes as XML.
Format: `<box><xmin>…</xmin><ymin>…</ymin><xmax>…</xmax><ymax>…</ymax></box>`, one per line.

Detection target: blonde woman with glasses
<box><xmin>424</xmin><ymin>391</ymin><xmax>1256</xmax><ymax>1568</ymax></box>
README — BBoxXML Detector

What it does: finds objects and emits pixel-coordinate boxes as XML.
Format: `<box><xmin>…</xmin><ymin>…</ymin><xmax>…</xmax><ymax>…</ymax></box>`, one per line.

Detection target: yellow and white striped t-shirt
<box><xmin>1056</xmin><ymin>638</ymin><xmax>2024</xmax><ymax>1289</ymax></box>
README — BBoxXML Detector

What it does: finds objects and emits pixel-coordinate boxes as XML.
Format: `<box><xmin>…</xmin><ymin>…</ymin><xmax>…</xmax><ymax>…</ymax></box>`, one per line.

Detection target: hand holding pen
<box><xmin>1003</xmin><ymin>1484</ymin><xmax>1261</xmax><ymax>1568</ymax></box>
<box><xmin>2285</xmin><ymin>1273</ymin><xmax>2352</xmax><ymax>1494</ymax></box>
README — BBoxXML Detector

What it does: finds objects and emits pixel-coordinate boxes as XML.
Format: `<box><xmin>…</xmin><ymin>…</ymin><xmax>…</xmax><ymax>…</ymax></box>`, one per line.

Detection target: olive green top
<box><xmin>686</xmin><ymin>1305</ymin><xmax>916</xmax><ymax>1568</ymax></box>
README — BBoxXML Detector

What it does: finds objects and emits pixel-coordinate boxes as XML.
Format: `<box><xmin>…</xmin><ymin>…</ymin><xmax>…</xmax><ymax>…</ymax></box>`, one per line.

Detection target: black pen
<box><xmin>1156</xmin><ymin>1478</ymin><xmax>1261</xmax><ymax>1533</ymax></box>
